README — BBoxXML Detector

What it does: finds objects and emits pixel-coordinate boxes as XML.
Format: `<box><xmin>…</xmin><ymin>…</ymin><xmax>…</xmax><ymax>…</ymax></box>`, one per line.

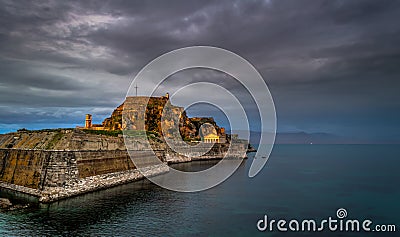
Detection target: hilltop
<box><xmin>0</xmin><ymin>94</ymin><xmax>233</xmax><ymax>150</ymax></box>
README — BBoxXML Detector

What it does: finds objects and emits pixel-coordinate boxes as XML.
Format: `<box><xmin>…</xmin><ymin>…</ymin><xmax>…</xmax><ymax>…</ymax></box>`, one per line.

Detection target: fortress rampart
<box><xmin>0</xmin><ymin>142</ymin><xmax>246</xmax><ymax>202</ymax></box>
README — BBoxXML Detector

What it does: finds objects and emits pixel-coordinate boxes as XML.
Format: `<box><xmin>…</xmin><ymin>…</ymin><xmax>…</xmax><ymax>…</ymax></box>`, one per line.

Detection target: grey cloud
<box><xmin>0</xmin><ymin>0</ymin><xmax>399</xmax><ymax>141</ymax></box>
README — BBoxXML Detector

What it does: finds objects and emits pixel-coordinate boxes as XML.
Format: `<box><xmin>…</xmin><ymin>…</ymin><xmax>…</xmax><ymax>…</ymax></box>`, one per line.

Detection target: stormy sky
<box><xmin>0</xmin><ymin>0</ymin><xmax>399</xmax><ymax>143</ymax></box>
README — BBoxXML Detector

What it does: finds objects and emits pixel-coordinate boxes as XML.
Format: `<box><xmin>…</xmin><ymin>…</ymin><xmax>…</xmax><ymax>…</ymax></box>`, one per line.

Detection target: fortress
<box><xmin>78</xmin><ymin>93</ymin><xmax>227</xmax><ymax>143</ymax></box>
<box><xmin>0</xmin><ymin>94</ymin><xmax>247</xmax><ymax>203</ymax></box>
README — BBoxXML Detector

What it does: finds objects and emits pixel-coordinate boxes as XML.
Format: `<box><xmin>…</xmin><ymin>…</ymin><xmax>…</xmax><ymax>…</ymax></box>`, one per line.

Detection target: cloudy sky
<box><xmin>1</xmin><ymin>0</ymin><xmax>399</xmax><ymax>142</ymax></box>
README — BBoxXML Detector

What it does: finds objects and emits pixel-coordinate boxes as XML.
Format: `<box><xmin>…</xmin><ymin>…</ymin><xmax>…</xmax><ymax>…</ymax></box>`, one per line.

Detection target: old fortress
<box><xmin>78</xmin><ymin>93</ymin><xmax>227</xmax><ymax>144</ymax></box>
<box><xmin>0</xmin><ymin>93</ymin><xmax>246</xmax><ymax>203</ymax></box>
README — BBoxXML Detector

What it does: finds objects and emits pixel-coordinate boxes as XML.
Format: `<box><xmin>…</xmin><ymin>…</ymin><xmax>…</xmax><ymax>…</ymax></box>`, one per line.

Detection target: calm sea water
<box><xmin>1</xmin><ymin>145</ymin><xmax>399</xmax><ymax>236</ymax></box>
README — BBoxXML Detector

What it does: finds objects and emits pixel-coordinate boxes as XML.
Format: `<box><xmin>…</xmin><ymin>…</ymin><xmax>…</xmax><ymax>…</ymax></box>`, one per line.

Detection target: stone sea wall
<box><xmin>165</xmin><ymin>143</ymin><xmax>247</xmax><ymax>163</ymax></box>
<box><xmin>76</xmin><ymin>150</ymin><xmax>134</xmax><ymax>178</ymax></box>
<box><xmin>0</xmin><ymin>149</ymin><xmax>46</xmax><ymax>189</ymax></box>
<box><xmin>0</xmin><ymin>149</ymin><xmax>164</xmax><ymax>202</ymax></box>
<box><xmin>39</xmin><ymin>164</ymin><xmax>169</xmax><ymax>202</ymax></box>
<box><xmin>0</xmin><ymin>149</ymin><xmax>137</xmax><ymax>189</ymax></box>
<box><xmin>0</xmin><ymin>142</ymin><xmax>246</xmax><ymax>203</ymax></box>
<box><xmin>0</xmin><ymin>163</ymin><xmax>168</xmax><ymax>203</ymax></box>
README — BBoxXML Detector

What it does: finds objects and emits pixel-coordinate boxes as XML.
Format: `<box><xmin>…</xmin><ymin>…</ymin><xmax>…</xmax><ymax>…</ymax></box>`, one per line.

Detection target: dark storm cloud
<box><xmin>0</xmin><ymin>0</ymin><xmax>399</xmax><ymax>141</ymax></box>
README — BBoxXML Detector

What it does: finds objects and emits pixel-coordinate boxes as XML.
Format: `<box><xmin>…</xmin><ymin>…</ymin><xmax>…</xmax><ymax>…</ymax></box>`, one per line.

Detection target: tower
<box><xmin>85</xmin><ymin>114</ymin><xmax>92</xmax><ymax>128</ymax></box>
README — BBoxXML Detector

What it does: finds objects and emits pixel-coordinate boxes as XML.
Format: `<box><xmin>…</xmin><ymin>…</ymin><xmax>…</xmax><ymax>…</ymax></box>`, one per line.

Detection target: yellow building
<box><xmin>202</xmin><ymin>133</ymin><xmax>220</xmax><ymax>143</ymax></box>
<box><xmin>78</xmin><ymin>114</ymin><xmax>106</xmax><ymax>130</ymax></box>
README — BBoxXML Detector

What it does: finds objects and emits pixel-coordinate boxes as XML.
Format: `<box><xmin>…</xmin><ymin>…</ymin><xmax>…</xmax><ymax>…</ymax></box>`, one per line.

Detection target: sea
<box><xmin>1</xmin><ymin>145</ymin><xmax>399</xmax><ymax>236</ymax></box>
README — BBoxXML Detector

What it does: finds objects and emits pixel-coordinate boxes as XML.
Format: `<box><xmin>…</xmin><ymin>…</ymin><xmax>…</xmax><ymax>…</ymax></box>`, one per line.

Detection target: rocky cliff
<box><xmin>100</xmin><ymin>96</ymin><xmax>225</xmax><ymax>141</ymax></box>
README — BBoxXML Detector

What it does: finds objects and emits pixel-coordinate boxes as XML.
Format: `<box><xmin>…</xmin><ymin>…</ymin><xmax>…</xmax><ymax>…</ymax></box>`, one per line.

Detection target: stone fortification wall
<box><xmin>0</xmin><ymin>148</ymin><xmax>169</xmax><ymax>202</ymax></box>
<box><xmin>0</xmin><ymin>142</ymin><xmax>246</xmax><ymax>203</ymax></box>
<box><xmin>0</xmin><ymin>149</ymin><xmax>137</xmax><ymax>190</ymax></box>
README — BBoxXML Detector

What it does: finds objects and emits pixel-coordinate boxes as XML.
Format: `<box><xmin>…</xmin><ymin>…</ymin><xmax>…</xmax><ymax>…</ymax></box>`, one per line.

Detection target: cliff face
<box><xmin>101</xmin><ymin>96</ymin><xmax>225</xmax><ymax>141</ymax></box>
<box><xmin>102</xmin><ymin>103</ymin><xmax>124</xmax><ymax>130</ymax></box>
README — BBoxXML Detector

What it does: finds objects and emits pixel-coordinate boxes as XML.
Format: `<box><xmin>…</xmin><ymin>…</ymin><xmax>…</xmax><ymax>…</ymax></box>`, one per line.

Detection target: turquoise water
<box><xmin>1</xmin><ymin>145</ymin><xmax>399</xmax><ymax>236</ymax></box>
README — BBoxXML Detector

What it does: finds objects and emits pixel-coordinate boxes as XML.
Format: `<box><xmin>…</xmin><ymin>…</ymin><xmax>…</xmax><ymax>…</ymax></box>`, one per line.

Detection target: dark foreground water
<box><xmin>1</xmin><ymin>145</ymin><xmax>399</xmax><ymax>236</ymax></box>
